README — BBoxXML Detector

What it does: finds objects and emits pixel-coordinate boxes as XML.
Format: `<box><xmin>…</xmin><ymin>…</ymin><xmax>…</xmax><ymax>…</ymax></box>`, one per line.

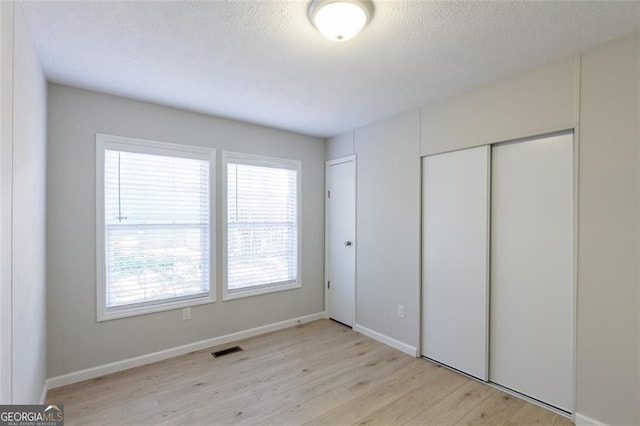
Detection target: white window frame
<box><xmin>96</xmin><ymin>134</ymin><xmax>216</xmax><ymax>321</ymax></box>
<box><xmin>222</xmin><ymin>151</ymin><xmax>302</xmax><ymax>301</ymax></box>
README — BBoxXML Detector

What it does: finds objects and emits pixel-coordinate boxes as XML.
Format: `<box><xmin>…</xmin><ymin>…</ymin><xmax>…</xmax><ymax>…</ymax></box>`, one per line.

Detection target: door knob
<box><xmin>344</xmin><ymin>241</ymin><xmax>353</xmax><ymax>246</ymax></box>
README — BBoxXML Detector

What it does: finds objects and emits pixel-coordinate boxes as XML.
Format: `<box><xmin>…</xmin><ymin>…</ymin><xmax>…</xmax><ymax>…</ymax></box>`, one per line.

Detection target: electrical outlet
<box><xmin>397</xmin><ymin>304</ymin><xmax>405</xmax><ymax>319</ymax></box>
<box><xmin>182</xmin><ymin>307</ymin><xmax>191</xmax><ymax>321</ymax></box>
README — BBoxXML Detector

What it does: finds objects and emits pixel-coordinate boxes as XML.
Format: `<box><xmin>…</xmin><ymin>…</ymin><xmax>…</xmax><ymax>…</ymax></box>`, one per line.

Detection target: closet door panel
<box><xmin>422</xmin><ymin>145</ymin><xmax>489</xmax><ymax>380</ymax></box>
<box><xmin>490</xmin><ymin>133</ymin><xmax>574</xmax><ymax>412</ymax></box>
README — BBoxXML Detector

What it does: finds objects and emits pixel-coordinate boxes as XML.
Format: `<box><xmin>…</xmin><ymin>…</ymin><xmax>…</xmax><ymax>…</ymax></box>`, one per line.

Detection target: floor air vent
<box><xmin>212</xmin><ymin>346</ymin><xmax>243</xmax><ymax>358</ymax></box>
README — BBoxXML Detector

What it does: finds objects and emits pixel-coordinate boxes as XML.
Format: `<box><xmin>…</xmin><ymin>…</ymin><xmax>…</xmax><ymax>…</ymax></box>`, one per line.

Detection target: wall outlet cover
<box><xmin>397</xmin><ymin>304</ymin><xmax>405</xmax><ymax>319</ymax></box>
<box><xmin>182</xmin><ymin>307</ymin><xmax>191</xmax><ymax>320</ymax></box>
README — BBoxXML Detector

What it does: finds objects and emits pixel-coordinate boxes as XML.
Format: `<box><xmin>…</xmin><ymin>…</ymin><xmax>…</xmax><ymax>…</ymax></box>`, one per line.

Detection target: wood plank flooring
<box><xmin>47</xmin><ymin>319</ymin><xmax>573</xmax><ymax>425</ymax></box>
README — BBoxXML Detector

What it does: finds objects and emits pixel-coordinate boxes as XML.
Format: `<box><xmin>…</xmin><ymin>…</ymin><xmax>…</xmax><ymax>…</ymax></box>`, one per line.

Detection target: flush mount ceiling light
<box><xmin>308</xmin><ymin>0</ymin><xmax>374</xmax><ymax>42</ymax></box>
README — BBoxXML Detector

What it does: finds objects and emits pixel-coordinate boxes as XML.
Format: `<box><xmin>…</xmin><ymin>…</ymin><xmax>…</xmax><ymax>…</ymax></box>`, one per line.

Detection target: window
<box><xmin>96</xmin><ymin>134</ymin><xmax>215</xmax><ymax>321</ymax></box>
<box><xmin>223</xmin><ymin>152</ymin><xmax>301</xmax><ymax>300</ymax></box>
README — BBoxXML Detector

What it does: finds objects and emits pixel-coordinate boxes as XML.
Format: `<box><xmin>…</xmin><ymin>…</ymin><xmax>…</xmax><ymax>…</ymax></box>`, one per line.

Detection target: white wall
<box><xmin>353</xmin><ymin>110</ymin><xmax>421</xmax><ymax>352</ymax></box>
<box><xmin>46</xmin><ymin>85</ymin><xmax>325</xmax><ymax>377</ymax></box>
<box><xmin>0</xmin><ymin>2</ymin><xmax>48</xmax><ymax>403</ymax></box>
<box><xmin>576</xmin><ymin>33</ymin><xmax>639</xmax><ymax>425</ymax></box>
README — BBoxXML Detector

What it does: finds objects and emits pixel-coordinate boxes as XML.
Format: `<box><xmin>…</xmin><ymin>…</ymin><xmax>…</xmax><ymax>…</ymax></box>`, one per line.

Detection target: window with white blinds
<box><xmin>223</xmin><ymin>152</ymin><xmax>301</xmax><ymax>299</ymax></box>
<box><xmin>96</xmin><ymin>134</ymin><xmax>215</xmax><ymax>321</ymax></box>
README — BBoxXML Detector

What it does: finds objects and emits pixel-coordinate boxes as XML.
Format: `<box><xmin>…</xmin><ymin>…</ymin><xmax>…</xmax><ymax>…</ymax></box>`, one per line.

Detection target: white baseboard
<box><xmin>47</xmin><ymin>312</ymin><xmax>325</xmax><ymax>390</ymax></box>
<box><xmin>39</xmin><ymin>380</ymin><xmax>48</xmax><ymax>404</ymax></box>
<box><xmin>353</xmin><ymin>323</ymin><xmax>418</xmax><ymax>357</ymax></box>
<box><xmin>575</xmin><ymin>413</ymin><xmax>608</xmax><ymax>426</ymax></box>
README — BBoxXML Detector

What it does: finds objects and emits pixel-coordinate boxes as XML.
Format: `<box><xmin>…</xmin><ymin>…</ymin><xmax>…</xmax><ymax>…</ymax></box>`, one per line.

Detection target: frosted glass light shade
<box><xmin>309</xmin><ymin>0</ymin><xmax>373</xmax><ymax>42</ymax></box>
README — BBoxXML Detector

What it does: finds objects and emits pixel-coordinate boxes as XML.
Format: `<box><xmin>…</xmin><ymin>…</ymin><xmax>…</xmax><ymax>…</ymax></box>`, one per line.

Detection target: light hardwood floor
<box><xmin>47</xmin><ymin>319</ymin><xmax>573</xmax><ymax>425</ymax></box>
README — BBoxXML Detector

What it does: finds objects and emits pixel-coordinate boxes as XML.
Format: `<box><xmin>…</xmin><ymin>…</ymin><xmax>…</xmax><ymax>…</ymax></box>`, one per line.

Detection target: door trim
<box><xmin>325</xmin><ymin>155</ymin><xmax>356</xmax><ymax>327</ymax></box>
<box><xmin>0</xmin><ymin>0</ymin><xmax>14</xmax><ymax>404</ymax></box>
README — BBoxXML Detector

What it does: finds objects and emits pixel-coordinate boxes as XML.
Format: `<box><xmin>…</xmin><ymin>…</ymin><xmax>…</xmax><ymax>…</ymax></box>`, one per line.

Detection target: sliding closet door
<box><xmin>490</xmin><ymin>133</ymin><xmax>574</xmax><ymax>412</ymax></box>
<box><xmin>422</xmin><ymin>146</ymin><xmax>489</xmax><ymax>380</ymax></box>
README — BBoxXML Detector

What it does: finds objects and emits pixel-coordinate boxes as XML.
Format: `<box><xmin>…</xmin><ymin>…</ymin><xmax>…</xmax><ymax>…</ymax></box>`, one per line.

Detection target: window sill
<box><xmin>223</xmin><ymin>282</ymin><xmax>301</xmax><ymax>301</ymax></box>
<box><xmin>97</xmin><ymin>294</ymin><xmax>215</xmax><ymax>322</ymax></box>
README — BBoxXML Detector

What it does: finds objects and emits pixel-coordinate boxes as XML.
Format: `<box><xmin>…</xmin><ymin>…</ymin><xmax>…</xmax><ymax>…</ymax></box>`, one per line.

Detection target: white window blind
<box><xmin>98</xmin><ymin>136</ymin><xmax>213</xmax><ymax>318</ymax></box>
<box><xmin>226</xmin><ymin>156</ymin><xmax>299</xmax><ymax>294</ymax></box>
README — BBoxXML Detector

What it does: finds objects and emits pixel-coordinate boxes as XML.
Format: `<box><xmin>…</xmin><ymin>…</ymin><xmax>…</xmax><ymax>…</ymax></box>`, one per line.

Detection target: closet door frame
<box><xmin>419</xmin><ymin>129</ymin><xmax>578</xmax><ymax>419</ymax></box>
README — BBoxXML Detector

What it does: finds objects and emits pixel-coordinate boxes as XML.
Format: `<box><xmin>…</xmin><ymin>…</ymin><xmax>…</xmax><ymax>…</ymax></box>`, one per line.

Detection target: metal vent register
<box><xmin>212</xmin><ymin>346</ymin><xmax>243</xmax><ymax>358</ymax></box>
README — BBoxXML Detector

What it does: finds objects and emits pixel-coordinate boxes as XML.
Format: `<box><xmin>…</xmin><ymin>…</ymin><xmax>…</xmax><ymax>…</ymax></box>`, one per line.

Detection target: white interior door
<box><xmin>326</xmin><ymin>157</ymin><xmax>356</xmax><ymax>326</ymax></box>
<box><xmin>490</xmin><ymin>133</ymin><xmax>574</xmax><ymax>412</ymax></box>
<box><xmin>422</xmin><ymin>146</ymin><xmax>489</xmax><ymax>380</ymax></box>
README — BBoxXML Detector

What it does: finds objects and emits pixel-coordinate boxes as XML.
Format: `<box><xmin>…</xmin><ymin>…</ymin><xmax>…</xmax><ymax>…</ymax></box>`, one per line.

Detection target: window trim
<box><xmin>221</xmin><ymin>151</ymin><xmax>302</xmax><ymax>301</ymax></box>
<box><xmin>96</xmin><ymin>134</ymin><xmax>216</xmax><ymax>322</ymax></box>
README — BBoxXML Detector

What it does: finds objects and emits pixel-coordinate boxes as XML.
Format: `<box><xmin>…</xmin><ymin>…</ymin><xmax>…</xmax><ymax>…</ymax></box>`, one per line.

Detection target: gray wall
<box><xmin>420</xmin><ymin>56</ymin><xmax>579</xmax><ymax>155</ymax></box>
<box><xmin>46</xmin><ymin>85</ymin><xmax>325</xmax><ymax>377</ymax></box>
<box><xmin>329</xmin><ymin>31</ymin><xmax>639</xmax><ymax>425</ymax></box>
<box><xmin>577</xmin><ymin>33</ymin><xmax>639</xmax><ymax>425</ymax></box>
<box><xmin>2</xmin><ymin>3</ymin><xmax>48</xmax><ymax>403</ymax></box>
<box><xmin>326</xmin><ymin>115</ymin><xmax>422</xmax><ymax>352</ymax></box>
<box><xmin>352</xmin><ymin>111</ymin><xmax>422</xmax><ymax>350</ymax></box>
<box><xmin>326</xmin><ymin>131</ymin><xmax>354</xmax><ymax>161</ymax></box>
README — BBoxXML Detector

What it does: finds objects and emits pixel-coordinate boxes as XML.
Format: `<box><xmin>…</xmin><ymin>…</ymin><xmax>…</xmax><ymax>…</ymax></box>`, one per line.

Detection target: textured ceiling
<box><xmin>21</xmin><ymin>1</ymin><xmax>640</xmax><ymax>138</ymax></box>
